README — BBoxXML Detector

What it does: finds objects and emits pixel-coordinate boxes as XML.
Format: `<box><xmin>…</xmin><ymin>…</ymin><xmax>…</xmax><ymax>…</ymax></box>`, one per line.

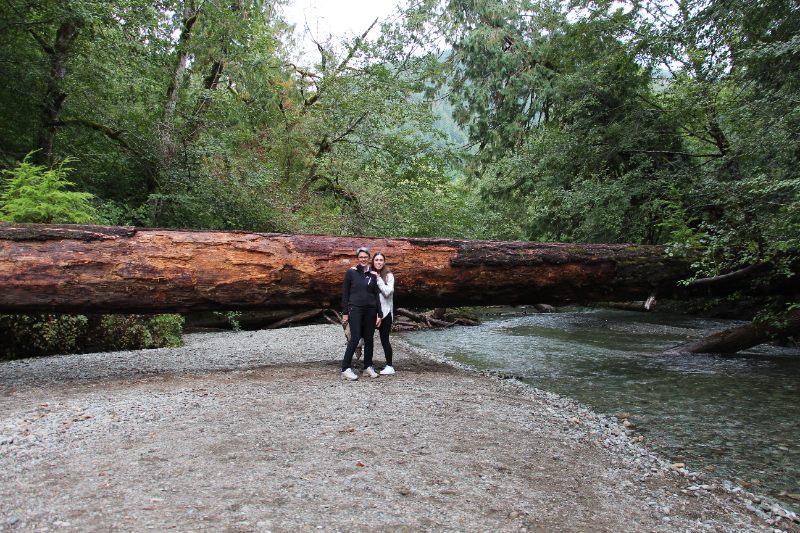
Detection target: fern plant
<box><xmin>0</xmin><ymin>151</ymin><xmax>96</xmax><ymax>223</ymax></box>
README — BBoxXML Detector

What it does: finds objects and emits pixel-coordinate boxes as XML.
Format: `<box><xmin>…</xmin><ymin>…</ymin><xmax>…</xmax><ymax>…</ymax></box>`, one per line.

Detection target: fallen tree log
<box><xmin>665</xmin><ymin>308</ymin><xmax>800</xmax><ymax>354</ymax></box>
<box><xmin>1</xmin><ymin>223</ymin><xmax>798</xmax><ymax>314</ymax></box>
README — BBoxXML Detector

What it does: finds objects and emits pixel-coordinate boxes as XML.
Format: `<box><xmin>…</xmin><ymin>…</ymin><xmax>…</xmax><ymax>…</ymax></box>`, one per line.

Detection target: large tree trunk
<box><xmin>1</xmin><ymin>223</ymin><xmax>797</xmax><ymax>315</ymax></box>
<box><xmin>665</xmin><ymin>308</ymin><xmax>800</xmax><ymax>354</ymax></box>
<box><xmin>161</xmin><ymin>1</ymin><xmax>198</xmax><ymax>166</ymax></box>
<box><xmin>35</xmin><ymin>20</ymin><xmax>82</xmax><ymax>165</ymax></box>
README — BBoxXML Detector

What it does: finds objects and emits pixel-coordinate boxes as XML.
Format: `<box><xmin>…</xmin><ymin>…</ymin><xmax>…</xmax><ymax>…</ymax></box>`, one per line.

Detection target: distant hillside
<box><xmin>430</xmin><ymin>96</ymin><xmax>469</xmax><ymax>147</ymax></box>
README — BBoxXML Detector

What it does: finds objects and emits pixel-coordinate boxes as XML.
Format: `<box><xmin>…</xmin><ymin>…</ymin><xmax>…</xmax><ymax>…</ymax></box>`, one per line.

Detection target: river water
<box><xmin>398</xmin><ymin>307</ymin><xmax>800</xmax><ymax>509</ymax></box>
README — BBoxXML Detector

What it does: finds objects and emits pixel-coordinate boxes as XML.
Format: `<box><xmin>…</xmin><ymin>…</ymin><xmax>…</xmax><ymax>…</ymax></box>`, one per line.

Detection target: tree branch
<box><xmin>635</xmin><ymin>93</ymin><xmax>720</xmax><ymax>147</ymax></box>
<box><xmin>687</xmin><ymin>260</ymin><xmax>773</xmax><ymax>288</ymax></box>
<box><xmin>329</xmin><ymin>112</ymin><xmax>368</xmax><ymax>145</ymax></box>
<box><xmin>59</xmin><ymin>118</ymin><xmax>140</xmax><ymax>155</ymax></box>
<box><xmin>161</xmin><ymin>1</ymin><xmax>199</xmax><ymax>163</ymax></box>
<box><xmin>336</xmin><ymin>18</ymin><xmax>379</xmax><ymax>75</ymax></box>
<box><xmin>3</xmin><ymin>0</ymin><xmax>55</xmax><ymax>54</ymax></box>
<box><xmin>624</xmin><ymin>149</ymin><xmax>723</xmax><ymax>158</ymax></box>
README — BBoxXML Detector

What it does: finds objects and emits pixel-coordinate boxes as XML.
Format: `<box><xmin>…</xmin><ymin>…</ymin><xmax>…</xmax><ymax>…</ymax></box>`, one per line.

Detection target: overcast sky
<box><xmin>284</xmin><ymin>0</ymin><xmax>401</xmax><ymax>56</ymax></box>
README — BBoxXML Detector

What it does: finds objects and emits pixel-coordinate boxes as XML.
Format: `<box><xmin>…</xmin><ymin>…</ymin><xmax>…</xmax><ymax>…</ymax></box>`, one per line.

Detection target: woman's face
<box><xmin>357</xmin><ymin>252</ymin><xmax>370</xmax><ymax>268</ymax></box>
<box><xmin>373</xmin><ymin>255</ymin><xmax>385</xmax><ymax>270</ymax></box>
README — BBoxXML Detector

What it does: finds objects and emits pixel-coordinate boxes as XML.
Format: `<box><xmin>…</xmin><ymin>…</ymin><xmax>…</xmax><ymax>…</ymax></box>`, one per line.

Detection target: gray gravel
<box><xmin>0</xmin><ymin>325</ymin><xmax>797</xmax><ymax>532</ymax></box>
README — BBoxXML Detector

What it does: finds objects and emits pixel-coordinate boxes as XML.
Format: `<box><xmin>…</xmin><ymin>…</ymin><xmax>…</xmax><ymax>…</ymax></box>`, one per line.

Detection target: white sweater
<box><xmin>376</xmin><ymin>273</ymin><xmax>394</xmax><ymax>319</ymax></box>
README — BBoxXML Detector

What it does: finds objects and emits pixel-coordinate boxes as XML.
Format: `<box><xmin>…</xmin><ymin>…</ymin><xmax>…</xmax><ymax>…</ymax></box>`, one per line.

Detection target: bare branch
<box><xmin>624</xmin><ymin>149</ymin><xmax>723</xmax><ymax>158</ymax></box>
<box><xmin>335</xmin><ymin>17</ymin><xmax>378</xmax><ymax>74</ymax></box>
<box><xmin>688</xmin><ymin>261</ymin><xmax>773</xmax><ymax>288</ymax></box>
<box><xmin>329</xmin><ymin>112</ymin><xmax>368</xmax><ymax>145</ymax></box>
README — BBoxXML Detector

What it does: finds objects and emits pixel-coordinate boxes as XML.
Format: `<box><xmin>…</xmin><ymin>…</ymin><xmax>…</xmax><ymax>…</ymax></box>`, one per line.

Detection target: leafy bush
<box><xmin>0</xmin><ymin>315</ymin><xmax>89</xmax><ymax>358</ymax></box>
<box><xmin>96</xmin><ymin>314</ymin><xmax>185</xmax><ymax>352</ymax></box>
<box><xmin>0</xmin><ymin>314</ymin><xmax>184</xmax><ymax>360</ymax></box>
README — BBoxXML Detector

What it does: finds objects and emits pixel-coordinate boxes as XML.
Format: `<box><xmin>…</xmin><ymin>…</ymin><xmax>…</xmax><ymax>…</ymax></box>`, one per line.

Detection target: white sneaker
<box><xmin>379</xmin><ymin>365</ymin><xmax>395</xmax><ymax>375</ymax></box>
<box><xmin>364</xmin><ymin>366</ymin><xmax>379</xmax><ymax>378</ymax></box>
<box><xmin>342</xmin><ymin>368</ymin><xmax>358</xmax><ymax>380</ymax></box>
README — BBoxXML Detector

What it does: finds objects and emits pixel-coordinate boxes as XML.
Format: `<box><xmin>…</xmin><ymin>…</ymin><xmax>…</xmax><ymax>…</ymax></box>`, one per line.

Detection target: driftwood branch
<box><xmin>601</xmin><ymin>294</ymin><xmax>657</xmax><ymax>312</ymax></box>
<box><xmin>395</xmin><ymin>308</ymin><xmax>471</xmax><ymax>328</ymax></box>
<box><xmin>265</xmin><ymin>308</ymin><xmax>324</xmax><ymax>330</ymax></box>
<box><xmin>396</xmin><ymin>308</ymin><xmax>429</xmax><ymax>323</ymax></box>
<box><xmin>665</xmin><ymin>308</ymin><xmax>800</xmax><ymax>354</ymax></box>
<box><xmin>451</xmin><ymin>316</ymin><xmax>481</xmax><ymax>326</ymax></box>
<box><xmin>321</xmin><ymin>310</ymin><xmax>341</xmax><ymax>325</ymax></box>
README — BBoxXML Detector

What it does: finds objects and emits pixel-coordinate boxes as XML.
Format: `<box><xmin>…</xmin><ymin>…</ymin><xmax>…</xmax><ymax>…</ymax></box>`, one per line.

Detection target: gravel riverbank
<box><xmin>1</xmin><ymin>325</ymin><xmax>797</xmax><ymax>532</ymax></box>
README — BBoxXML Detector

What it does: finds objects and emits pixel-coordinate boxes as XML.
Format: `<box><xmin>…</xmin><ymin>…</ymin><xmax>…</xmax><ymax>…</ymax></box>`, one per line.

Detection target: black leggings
<box><xmin>342</xmin><ymin>307</ymin><xmax>377</xmax><ymax>371</ymax></box>
<box><xmin>378</xmin><ymin>312</ymin><xmax>393</xmax><ymax>366</ymax></box>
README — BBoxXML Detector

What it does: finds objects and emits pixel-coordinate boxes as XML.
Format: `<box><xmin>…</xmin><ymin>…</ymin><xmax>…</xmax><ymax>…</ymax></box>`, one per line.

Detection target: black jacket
<box><xmin>342</xmin><ymin>265</ymin><xmax>383</xmax><ymax>318</ymax></box>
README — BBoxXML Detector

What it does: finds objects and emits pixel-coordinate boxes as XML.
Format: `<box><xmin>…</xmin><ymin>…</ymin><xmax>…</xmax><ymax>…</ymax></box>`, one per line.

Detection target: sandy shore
<box><xmin>0</xmin><ymin>325</ymin><xmax>797</xmax><ymax>532</ymax></box>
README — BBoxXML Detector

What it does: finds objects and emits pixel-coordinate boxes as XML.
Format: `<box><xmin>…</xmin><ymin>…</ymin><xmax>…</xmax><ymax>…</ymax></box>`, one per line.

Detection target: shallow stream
<box><xmin>398</xmin><ymin>307</ymin><xmax>800</xmax><ymax>509</ymax></box>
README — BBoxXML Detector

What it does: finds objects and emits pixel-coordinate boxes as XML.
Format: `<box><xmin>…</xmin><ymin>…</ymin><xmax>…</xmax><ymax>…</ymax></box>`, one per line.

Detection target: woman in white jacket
<box><xmin>371</xmin><ymin>252</ymin><xmax>395</xmax><ymax>375</ymax></box>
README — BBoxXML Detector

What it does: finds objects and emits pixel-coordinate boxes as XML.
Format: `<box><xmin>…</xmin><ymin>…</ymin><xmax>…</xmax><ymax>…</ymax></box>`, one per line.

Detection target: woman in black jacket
<box><xmin>341</xmin><ymin>246</ymin><xmax>383</xmax><ymax>380</ymax></box>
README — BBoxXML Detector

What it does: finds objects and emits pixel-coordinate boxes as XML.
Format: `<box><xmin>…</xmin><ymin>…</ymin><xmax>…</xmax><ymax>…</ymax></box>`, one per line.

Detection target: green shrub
<box><xmin>96</xmin><ymin>314</ymin><xmax>184</xmax><ymax>351</ymax></box>
<box><xmin>145</xmin><ymin>314</ymin><xmax>185</xmax><ymax>348</ymax></box>
<box><xmin>0</xmin><ymin>314</ymin><xmax>88</xmax><ymax>358</ymax></box>
<box><xmin>0</xmin><ymin>314</ymin><xmax>185</xmax><ymax>360</ymax></box>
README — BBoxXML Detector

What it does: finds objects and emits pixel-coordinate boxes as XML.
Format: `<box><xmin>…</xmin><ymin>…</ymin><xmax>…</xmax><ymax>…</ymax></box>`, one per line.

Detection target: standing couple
<box><xmin>341</xmin><ymin>246</ymin><xmax>395</xmax><ymax>381</ymax></box>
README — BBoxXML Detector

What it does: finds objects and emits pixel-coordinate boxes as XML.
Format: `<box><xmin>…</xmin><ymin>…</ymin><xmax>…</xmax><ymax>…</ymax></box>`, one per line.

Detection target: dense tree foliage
<box><xmin>437</xmin><ymin>0</ymin><xmax>799</xmax><ymax>289</ymax></box>
<box><xmin>0</xmin><ymin>0</ymin><xmax>487</xmax><ymax>236</ymax></box>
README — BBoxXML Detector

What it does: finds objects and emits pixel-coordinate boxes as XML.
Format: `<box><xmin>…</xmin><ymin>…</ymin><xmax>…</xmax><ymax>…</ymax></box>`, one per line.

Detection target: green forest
<box><xmin>1</xmin><ymin>0</ymin><xmax>798</xmax><ymax>283</ymax></box>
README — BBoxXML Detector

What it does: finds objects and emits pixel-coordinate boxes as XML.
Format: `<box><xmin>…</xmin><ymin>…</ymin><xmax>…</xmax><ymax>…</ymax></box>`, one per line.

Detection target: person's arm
<box><xmin>372</xmin><ymin>279</ymin><xmax>383</xmax><ymax>319</ymax></box>
<box><xmin>376</xmin><ymin>273</ymin><xmax>394</xmax><ymax>298</ymax></box>
<box><xmin>342</xmin><ymin>270</ymin><xmax>352</xmax><ymax>321</ymax></box>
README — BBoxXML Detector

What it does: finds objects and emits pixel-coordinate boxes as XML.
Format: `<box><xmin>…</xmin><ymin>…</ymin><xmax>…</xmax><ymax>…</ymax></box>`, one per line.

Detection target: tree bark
<box><xmin>665</xmin><ymin>308</ymin><xmax>800</xmax><ymax>354</ymax></box>
<box><xmin>36</xmin><ymin>20</ymin><xmax>82</xmax><ymax>165</ymax></box>
<box><xmin>1</xmin><ymin>223</ymin><xmax>798</xmax><ymax>315</ymax></box>
<box><xmin>161</xmin><ymin>1</ymin><xmax>199</xmax><ymax>166</ymax></box>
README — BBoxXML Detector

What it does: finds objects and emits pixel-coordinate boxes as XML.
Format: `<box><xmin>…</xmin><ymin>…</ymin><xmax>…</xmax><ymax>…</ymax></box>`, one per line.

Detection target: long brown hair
<box><xmin>372</xmin><ymin>252</ymin><xmax>392</xmax><ymax>283</ymax></box>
